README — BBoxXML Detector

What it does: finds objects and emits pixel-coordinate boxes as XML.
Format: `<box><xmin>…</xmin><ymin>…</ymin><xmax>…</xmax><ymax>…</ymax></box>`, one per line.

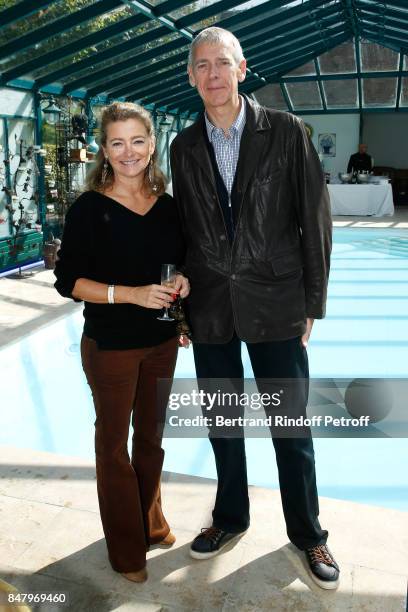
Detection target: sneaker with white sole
<box><xmin>190</xmin><ymin>527</ymin><xmax>246</xmax><ymax>560</ymax></box>
<box><xmin>305</xmin><ymin>543</ymin><xmax>340</xmax><ymax>590</ymax></box>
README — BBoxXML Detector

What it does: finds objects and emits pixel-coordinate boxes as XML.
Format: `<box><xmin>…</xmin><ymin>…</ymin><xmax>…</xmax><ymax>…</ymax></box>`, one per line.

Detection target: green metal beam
<box><xmin>0</xmin><ymin>0</ymin><xmax>54</xmax><ymax>28</ymax></box>
<box><xmin>34</xmin><ymin>26</ymin><xmax>174</xmax><ymax>88</ymax></box>
<box><xmin>0</xmin><ymin>77</ymin><xmax>94</xmax><ymax>99</ymax></box>
<box><xmin>363</xmin><ymin>34</ymin><xmax>407</xmax><ymax>56</ymax></box>
<box><xmin>294</xmin><ymin>107</ymin><xmax>408</xmax><ymax>114</ymax></box>
<box><xmin>360</xmin><ymin>0</ymin><xmax>408</xmax><ymax>10</ymax></box>
<box><xmin>280</xmin><ymin>83</ymin><xmax>293</xmax><ymax>113</ymax></box>
<box><xmin>262</xmin><ymin>33</ymin><xmax>352</xmax><ymax>79</ymax></box>
<box><xmin>237</xmin><ymin>4</ymin><xmax>344</xmax><ymax>49</ymax></box>
<box><xmin>68</xmin><ymin>42</ymin><xmax>187</xmax><ymax>95</ymax></box>
<box><xmin>152</xmin><ymin>0</ymin><xmax>199</xmax><ymax>17</ymax></box>
<box><xmin>358</xmin><ymin>6</ymin><xmax>408</xmax><ymax>29</ymax></box>
<box><xmin>119</xmin><ymin>0</ymin><xmax>193</xmax><ymax>38</ymax></box>
<box><xmin>131</xmin><ymin>73</ymin><xmax>188</xmax><ymax>101</ymax></box>
<box><xmin>33</xmin><ymin>91</ymin><xmax>46</xmax><ymax>233</ymax></box>
<box><xmin>355</xmin><ymin>40</ymin><xmax>363</xmax><ymax>112</ymax></box>
<box><xmin>360</xmin><ymin>14</ymin><xmax>408</xmax><ymax>38</ymax></box>
<box><xmin>1</xmin><ymin>9</ymin><xmax>148</xmax><ymax>86</ymax></box>
<box><xmin>244</xmin><ymin>11</ymin><xmax>346</xmax><ymax>56</ymax></box>
<box><xmin>246</xmin><ymin>22</ymin><xmax>348</xmax><ymax>66</ymax></box>
<box><xmin>361</xmin><ymin>29</ymin><xmax>408</xmax><ymax>52</ymax></box>
<box><xmin>221</xmin><ymin>0</ymin><xmax>334</xmax><ymax>34</ymax></box>
<box><xmin>314</xmin><ymin>58</ymin><xmax>327</xmax><ymax>111</ymax></box>
<box><xmin>146</xmin><ymin>87</ymin><xmax>198</xmax><ymax>109</ymax></box>
<box><xmin>356</xmin><ymin>1</ymin><xmax>408</xmax><ymax>22</ymax></box>
<box><xmin>0</xmin><ymin>0</ymin><xmax>122</xmax><ymax>61</ymax></box>
<box><xmin>396</xmin><ymin>53</ymin><xmax>404</xmax><ymax>110</ymax></box>
<box><xmin>343</xmin><ymin>0</ymin><xmax>361</xmax><ymax>114</ymax></box>
<box><xmin>175</xmin><ymin>0</ymin><xmax>263</xmax><ymax>29</ymax></box>
<box><xmin>112</xmin><ymin>64</ymin><xmax>186</xmax><ymax>98</ymax></box>
<box><xmin>283</xmin><ymin>70</ymin><xmax>408</xmax><ymax>83</ymax></box>
<box><xmin>253</xmin><ymin>29</ymin><xmax>351</xmax><ymax>73</ymax></box>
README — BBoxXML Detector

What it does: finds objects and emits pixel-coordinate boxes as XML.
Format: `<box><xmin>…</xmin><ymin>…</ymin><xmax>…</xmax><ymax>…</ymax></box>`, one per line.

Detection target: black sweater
<box><xmin>54</xmin><ymin>190</ymin><xmax>185</xmax><ymax>349</ymax></box>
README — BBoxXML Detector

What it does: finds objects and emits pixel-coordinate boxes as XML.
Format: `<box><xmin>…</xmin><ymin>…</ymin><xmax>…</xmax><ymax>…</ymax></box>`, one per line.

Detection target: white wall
<box><xmin>299</xmin><ymin>113</ymin><xmax>360</xmax><ymax>178</ymax></box>
<box><xmin>0</xmin><ymin>87</ymin><xmax>35</xmax><ymax>118</ymax></box>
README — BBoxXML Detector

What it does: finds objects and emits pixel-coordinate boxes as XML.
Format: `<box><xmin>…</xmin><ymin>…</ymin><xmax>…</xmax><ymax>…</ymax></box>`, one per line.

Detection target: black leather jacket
<box><xmin>170</xmin><ymin>95</ymin><xmax>332</xmax><ymax>343</ymax></box>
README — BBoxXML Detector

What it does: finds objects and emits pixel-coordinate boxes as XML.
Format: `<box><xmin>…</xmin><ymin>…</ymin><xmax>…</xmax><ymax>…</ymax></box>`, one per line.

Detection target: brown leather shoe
<box><xmin>159</xmin><ymin>531</ymin><xmax>176</xmax><ymax>546</ymax></box>
<box><xmin>121</xmin><ymin>568</ymin><xmax>147</xmax><ymax>583</ymax></box>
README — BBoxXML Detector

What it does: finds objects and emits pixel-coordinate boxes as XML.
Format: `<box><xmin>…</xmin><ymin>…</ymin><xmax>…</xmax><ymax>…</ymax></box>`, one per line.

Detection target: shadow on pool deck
<box><xmin>0</xmin><ymin>447</ymin><xmax>406</xmax><ymax>612</ymax></box>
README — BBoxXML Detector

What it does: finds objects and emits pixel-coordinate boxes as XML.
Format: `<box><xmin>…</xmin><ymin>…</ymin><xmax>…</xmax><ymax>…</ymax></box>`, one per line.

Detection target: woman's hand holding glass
<box><xmin>121</xmin><ymin>274</ymin><xmax>189</xmax><ymax>310</ymax></box>
<box><xmin>125</xmin><ymin>284</ymin><xmax>176</xmax><ymax>309</ymax></box>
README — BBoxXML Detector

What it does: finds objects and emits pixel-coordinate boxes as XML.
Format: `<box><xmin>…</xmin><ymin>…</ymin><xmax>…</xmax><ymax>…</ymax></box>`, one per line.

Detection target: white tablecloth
<box><xmin>328</xmin><ymin>184</ymin><xmax>394</xmax><ymax>217</ymax></box>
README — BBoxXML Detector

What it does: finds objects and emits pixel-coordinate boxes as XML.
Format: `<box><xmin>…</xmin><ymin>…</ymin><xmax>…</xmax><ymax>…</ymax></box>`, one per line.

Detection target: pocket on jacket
<box><xmin>270</xmin><ymin>247</ymin><xmax>303</xmax><ymax>277</ymax></box>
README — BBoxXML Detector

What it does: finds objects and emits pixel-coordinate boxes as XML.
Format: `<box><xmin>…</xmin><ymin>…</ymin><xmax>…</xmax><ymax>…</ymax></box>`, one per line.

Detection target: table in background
<box><xmin>328</xmin><ymin>183</ymin><xmax>394</xmax><ymax>216</ymax></box>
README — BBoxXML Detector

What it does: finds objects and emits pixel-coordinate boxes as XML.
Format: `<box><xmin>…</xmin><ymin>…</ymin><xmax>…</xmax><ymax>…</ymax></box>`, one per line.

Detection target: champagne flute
<box><xmin>157</xmin><ymin>263</ymin><xmax>176</xmax><ymax>321</ymax></box>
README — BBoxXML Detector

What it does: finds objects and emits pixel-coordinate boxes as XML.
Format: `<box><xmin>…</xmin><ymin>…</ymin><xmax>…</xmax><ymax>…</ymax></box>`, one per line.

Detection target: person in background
<box><xmin>170</xmin><ymin>27</ymin><xmax>339</xmax><ymax>590</ymax></box>
<box><xmin>54</xmin><ymin>102</ymin><xmax>189</xmax><ymax>583</ymax></box>
<box><xmin>347</xmin><ymin>143</ymin><xmax>373</xmax><ymax>173</ymax></box>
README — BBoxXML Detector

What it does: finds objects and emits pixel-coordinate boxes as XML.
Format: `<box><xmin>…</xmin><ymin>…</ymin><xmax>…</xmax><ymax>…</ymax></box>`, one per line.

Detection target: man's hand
<box><xmin>178</xmin><ymin>334</ymin><xmax>191</xmax><ymax>349</ymax></box>
<box><xmin>301</xmin><ymin>317</ymin><xmax>314</xmax><ymax>348</ymax></box>
<box><xmin>174</xmin><ymin>274</ymin><xmax>190</xmax><ymax>298</ymax></box>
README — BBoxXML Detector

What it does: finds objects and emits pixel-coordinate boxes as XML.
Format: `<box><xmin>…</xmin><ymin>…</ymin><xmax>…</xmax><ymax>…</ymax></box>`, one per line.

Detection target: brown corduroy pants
<box><xmin>81</xmin><ymin>334</ymin><xmax>178</xmax><ymax>573</ymax></box>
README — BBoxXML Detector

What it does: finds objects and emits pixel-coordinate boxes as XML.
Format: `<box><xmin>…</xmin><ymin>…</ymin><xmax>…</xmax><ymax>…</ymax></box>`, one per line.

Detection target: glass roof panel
<box><xmin>1</xmin><ymin>0</ymin><xmax>101</xmax><ymax>46</ymax></box>
<box><xmin>400</xmin><ymin>78</ymin><xmax>408</xmax><ymax>107</ymax></box>
<box><xmin>360</xmin><ymin>40</ymin><xmax>400</xmax><ymax>72</ymax></box>
<box><xmin>24</xmin><ymin>22</ymin><xmax>174</xmax><ymax>82</ymax></box>
<box><xmin>252</xmin><ymin>83</ymin><xmax>288</xmax><ymax>111</ymax></box>
<box><xmin>323</xmin><ymin>79</ymin><xmax>358</xmax><ymax>109</ymax></box>
<box><xmin>284</xmin><ymin>61</ymin><xmax>316</xmax><ymax>77</ymax></box>
<box><xmin>0</xmin><ymin>3</ymin><xmax>134</xmax><ymax>74</ymax></box>
<box><xmin>286</xmin><ymin>81</ymin><xmax>323</xmax><ymax>110</ymax></box>
<box><xmin>318</xmin><ymin>41</ymin><xmax>356</xmax><ymax>74</ymax></box>
<box><xmin>363</xmin><ymin>78</ymin><xmax>397</xmax><ymax>107</ymax></box>
<box><xmin>62</xmin><ymin>52</ymin><xmax>186</xmax><ymax>92</ymax></box>
<box><xmin>0</xmin><ymin>0</ymin><xmax>24</xmax><ymax>9</ymax></box>
<box><xmin>187</xmin><ymin>0</ymin><xmax>274</xmax><ymax>32</ymax></box>
<box><xmin>404</xmin><ymin>56</ymin><xmax>408</xmax><ymax>70</ymax></box>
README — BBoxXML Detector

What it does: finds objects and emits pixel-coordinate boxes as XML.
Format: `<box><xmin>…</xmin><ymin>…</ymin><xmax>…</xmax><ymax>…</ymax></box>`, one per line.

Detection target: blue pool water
<box><xmin>1</xmin><ymin>228</ymin><xmax>407</xmax><ymax>511</ymax></box>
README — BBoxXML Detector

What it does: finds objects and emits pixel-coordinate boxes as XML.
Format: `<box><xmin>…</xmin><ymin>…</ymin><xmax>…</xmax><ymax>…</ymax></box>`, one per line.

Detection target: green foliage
<box><xmin>42</xmin><ymin>122</ymin><xmax>55</xmax><ymax>146</ymax></box>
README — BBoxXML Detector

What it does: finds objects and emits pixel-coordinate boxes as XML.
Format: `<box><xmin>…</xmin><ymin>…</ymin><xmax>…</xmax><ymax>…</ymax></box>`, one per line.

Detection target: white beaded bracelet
<box><xmin>107</xmin><ymin>284</ymin><xmax>115</xmax><ymax>304</ymax></box>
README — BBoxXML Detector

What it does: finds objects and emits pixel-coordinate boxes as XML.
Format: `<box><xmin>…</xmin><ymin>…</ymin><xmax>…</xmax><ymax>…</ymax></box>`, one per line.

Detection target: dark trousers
<box><xmin>193</xmin><ymin>334</ymin><xmax>328</xmax><ymax>550</ymax></box>
<box><xmin>81</xmin><ymin>334</ymin><xmax>178</xmax><ymax>572</ymax></box>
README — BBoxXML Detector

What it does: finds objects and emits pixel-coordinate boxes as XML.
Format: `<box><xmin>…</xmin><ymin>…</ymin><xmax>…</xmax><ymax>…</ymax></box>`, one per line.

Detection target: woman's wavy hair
<box><xmin>86</xmin><ymin>102</ymin><xmax>167</xmax><ymax>196</ymax></box>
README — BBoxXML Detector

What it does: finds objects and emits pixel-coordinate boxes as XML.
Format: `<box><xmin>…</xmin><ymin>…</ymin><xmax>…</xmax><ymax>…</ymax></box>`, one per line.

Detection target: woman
<box><xmin>54</xmin><ymin>102</ymin><xmax>189</xmax><ymax>583</ymax></box>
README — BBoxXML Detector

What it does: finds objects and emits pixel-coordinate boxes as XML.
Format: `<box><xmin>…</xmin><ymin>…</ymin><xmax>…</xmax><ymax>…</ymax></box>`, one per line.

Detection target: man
<box><xmin>347</xmin><ymin>143</ymin><xmax>373</xmax><ymax>173</ymax></box>
<box><xmin>170</xmin><ymin>27</ymin><xmax>339</xmax><ymax>590</ymax></box>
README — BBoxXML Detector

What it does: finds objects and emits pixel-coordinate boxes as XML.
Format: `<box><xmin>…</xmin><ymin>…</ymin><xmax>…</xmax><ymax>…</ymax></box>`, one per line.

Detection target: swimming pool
<box><xmin>1</xmin><ymin>228</ymin><xmax>407</xmax><ymax>511</ymax></box>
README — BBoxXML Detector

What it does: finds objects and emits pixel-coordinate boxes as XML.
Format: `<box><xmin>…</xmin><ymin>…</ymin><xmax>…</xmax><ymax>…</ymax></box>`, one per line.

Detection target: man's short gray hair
<box><xmin>188</xmin><ymin>27</ymin><xmax>244</xmax><ymax>67</ymax></box>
